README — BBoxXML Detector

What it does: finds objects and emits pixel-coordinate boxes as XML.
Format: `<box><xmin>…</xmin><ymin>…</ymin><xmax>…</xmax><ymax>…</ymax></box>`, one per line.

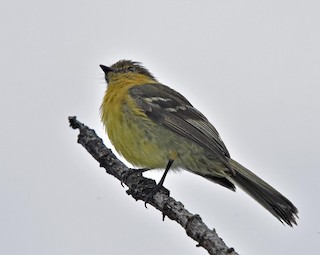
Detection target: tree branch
<box><xmin>68</xmin><ymin>116</ymin><xmax>238</xmax><ymax>255</ymax></box>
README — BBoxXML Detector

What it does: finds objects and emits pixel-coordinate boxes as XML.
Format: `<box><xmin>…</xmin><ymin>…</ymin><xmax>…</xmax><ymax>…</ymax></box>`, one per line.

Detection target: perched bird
<box><xmin>100</xmin><ymin>60</ymin><xmax>298</xmax><ymax>226</ymax></box>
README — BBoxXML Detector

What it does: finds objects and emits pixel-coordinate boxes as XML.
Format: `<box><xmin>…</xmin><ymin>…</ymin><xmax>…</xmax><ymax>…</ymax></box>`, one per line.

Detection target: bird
<box><xmin>99</xmin><ymin>59</ymin><xmax>298</xmax><ymax>226</ymax></box>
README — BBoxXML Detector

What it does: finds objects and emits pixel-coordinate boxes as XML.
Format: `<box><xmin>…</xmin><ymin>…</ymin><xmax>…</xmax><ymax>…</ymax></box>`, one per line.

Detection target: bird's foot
<box><xmin>120</xmin><ymin>168</ymin><xmax>150</xmax><ymax>187</ymax></box>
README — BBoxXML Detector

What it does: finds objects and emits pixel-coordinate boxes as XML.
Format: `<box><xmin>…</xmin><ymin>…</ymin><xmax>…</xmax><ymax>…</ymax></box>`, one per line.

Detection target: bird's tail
<box><xmin>228</xmin><ymin>159</ymin><xmax>298</xmax><ymax>226</ymax></box>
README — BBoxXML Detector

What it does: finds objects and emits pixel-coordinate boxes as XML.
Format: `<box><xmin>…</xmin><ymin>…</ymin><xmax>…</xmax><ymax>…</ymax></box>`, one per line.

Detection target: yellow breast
<box><xmin>100</xmin><ymin>77</ymin><xmax>168</xmax><ymax>168</ymax></box>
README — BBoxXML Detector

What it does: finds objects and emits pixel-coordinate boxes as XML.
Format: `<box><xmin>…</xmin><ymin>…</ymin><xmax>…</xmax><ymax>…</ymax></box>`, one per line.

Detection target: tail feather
<box><xmin>228</xmin><ymin>159</ymin><xmax>298</xmax><ymax>226</ymax></box>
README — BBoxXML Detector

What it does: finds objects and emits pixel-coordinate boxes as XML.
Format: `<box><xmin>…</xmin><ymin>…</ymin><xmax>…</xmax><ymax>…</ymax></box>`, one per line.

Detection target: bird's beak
<box><xmin>99</xmin><ymin>65</ymin><xmax>112</xmax><ymax>75</ymax></box>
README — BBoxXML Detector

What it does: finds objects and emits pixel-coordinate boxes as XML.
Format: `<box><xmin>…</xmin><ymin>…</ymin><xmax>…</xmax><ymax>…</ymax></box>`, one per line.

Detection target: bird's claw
<box><xmin>120</xmin><ymin>168</ymin><xmax>150</xmax><ymax>187</ymax></box>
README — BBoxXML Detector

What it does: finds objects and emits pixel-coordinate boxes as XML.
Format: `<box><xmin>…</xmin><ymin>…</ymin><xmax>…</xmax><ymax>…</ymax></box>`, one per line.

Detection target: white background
<box><xmin>1</xmin><ymin>1</ymin><xmax>319</xmax><ymax>254</ymax></box>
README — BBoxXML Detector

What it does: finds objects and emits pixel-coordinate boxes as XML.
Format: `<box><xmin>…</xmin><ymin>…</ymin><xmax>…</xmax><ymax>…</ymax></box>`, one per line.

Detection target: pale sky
<box><xmin>1</xmin><ymin>1</ymin><xmax>320</xmax><ymax>254</ymax></box>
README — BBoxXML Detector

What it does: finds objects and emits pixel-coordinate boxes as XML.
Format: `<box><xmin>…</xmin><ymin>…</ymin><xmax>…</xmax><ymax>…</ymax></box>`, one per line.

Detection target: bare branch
<box><xmin>68</xmin><ymin>116</ymin><xmax>238</xmax><ymax>255</ymax></box>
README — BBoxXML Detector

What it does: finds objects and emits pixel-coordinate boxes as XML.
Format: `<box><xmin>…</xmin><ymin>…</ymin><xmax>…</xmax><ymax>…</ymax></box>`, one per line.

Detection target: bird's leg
<box><xmin>144</xmin><ymin>159</ymin><xmax>174</xmax><ymax>207</ymax></box>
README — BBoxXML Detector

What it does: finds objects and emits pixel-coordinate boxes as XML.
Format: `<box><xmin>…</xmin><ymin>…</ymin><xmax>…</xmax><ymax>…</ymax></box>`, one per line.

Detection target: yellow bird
<box><xmin>100</xmin><ymin>60</ymin><xmax>298</xmax><ymax>226</ymax></box>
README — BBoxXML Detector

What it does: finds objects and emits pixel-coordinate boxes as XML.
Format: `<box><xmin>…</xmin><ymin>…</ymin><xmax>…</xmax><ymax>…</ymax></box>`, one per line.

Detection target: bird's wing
<box><xmin>129</xmin><ymin>83</ymin><xmax>232</xmax><ymax>171</ymax></box>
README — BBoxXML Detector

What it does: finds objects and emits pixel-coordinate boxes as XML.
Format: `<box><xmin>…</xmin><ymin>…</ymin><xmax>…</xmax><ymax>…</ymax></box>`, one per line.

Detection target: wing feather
<box><xmin>129</xmin><ymin>84</ymin><xmax>232</xmax><ymax>171</ymax></box>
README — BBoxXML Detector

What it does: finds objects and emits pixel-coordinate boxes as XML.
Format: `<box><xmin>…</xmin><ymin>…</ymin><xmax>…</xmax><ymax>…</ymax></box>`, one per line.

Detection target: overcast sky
<box><xmin>1</xmin><ymin>1</ymin><xmax>320</xmax><ymax>254</ymax></box>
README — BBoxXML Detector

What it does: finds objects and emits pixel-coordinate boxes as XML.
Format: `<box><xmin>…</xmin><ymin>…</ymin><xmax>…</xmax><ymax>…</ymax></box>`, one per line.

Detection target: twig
<box><xmin>68</xmin><ymin>116</ymin><xmax>238</xmax><ymax>255</ymax></box>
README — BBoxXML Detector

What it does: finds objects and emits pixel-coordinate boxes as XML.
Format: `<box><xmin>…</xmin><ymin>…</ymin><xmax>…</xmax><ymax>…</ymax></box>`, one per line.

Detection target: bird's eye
<box><xmin>127</xmin><ymin>66</ymin><xmax>135</xmax><ymax>72</ymax></box>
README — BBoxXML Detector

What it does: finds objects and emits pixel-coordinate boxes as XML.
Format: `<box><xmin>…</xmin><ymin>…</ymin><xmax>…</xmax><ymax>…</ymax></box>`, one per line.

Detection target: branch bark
<box><xmin>68</xmin><ymin>116</ymin><xmax>238</xmax><ymax>255</ymax></box>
